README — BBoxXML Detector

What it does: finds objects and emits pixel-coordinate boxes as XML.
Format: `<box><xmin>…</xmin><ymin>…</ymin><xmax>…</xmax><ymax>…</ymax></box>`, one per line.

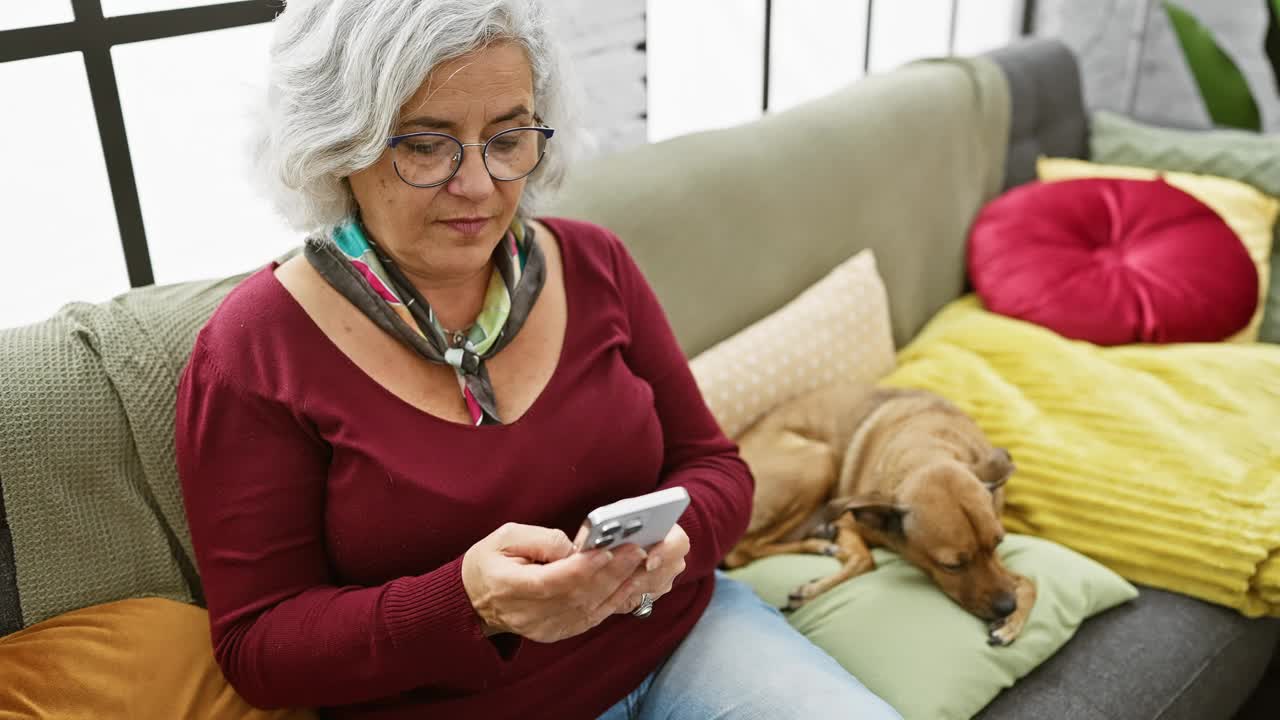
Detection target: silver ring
<box><xmin>631</xmin><ymin>592</ymin><xmax>655</xmax><ymax>618</ymax></box>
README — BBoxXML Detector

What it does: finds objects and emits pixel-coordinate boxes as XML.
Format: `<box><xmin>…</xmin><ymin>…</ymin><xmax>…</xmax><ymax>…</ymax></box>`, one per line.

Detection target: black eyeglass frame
<box><xmin>385</xmin><ymin>125</ymin><xmax>556</xmax><ymax>188</ymax></box>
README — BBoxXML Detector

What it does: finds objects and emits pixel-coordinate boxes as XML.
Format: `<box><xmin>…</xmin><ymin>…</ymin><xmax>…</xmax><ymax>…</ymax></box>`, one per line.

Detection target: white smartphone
<box><xmin>573</xmin><ymin>487</ymin><xmax>691</xmax><ymax>553</ymax></box>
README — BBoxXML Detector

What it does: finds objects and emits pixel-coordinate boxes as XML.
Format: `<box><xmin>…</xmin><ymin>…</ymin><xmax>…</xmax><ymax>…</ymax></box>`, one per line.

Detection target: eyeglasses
<box><xmin>385</xmin><ymin>126</ymin><xmax>555</xmax><ymax>188</ymax></box>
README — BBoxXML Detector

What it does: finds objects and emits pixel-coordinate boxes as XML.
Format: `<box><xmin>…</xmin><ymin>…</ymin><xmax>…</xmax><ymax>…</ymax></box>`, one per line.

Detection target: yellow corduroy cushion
<box><xmin>880</xmin><ymin>295</ymin><xmax>1280</xmax><ymax>616</ymax></box>
<box><xmin>1037</xmin><ymin>156</ymin><xmax>1279</xmax><ymax>343</ymax></box>
<box><xmin>0</xmin><ymin>597</ymin><xmax>318</xmax><ymax>720</ymax></box>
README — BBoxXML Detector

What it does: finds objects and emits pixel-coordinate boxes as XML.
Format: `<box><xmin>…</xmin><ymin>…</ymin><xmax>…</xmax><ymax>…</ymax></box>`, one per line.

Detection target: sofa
<box><xmin>0</xmin><ymin>36</ymin><xmax>1276</xmax><ymax>719</ymax></box>
<box><xmin>547</xmin><ymin>37</ymin><xmax>1280</xmax><ymax>719</ymax></box>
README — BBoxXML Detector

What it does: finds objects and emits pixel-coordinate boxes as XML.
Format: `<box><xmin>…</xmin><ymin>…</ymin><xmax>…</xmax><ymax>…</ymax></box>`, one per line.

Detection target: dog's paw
<box><xmin>785</xmin><ymin>578</ymin><xmax>823</xmax><ymax>612</ymax></box>
<box><xmin>987</xmin><ymin>616</ymin><xmax>1025</xmax><ymax>647</ymax></box>
<box><xmin>820</xmin><ymin>543</ymin><xmax>840</xmax><ymax>557</ymax></box>
<box><xmin>986</xmin><ymin>618</ymin><xmax>1007</xmax><ymax>646</ymax></box>
<box><xmin>785</xmin><ymin>589</ymin><xmax>810</xmax><ymax>612</ymax></box>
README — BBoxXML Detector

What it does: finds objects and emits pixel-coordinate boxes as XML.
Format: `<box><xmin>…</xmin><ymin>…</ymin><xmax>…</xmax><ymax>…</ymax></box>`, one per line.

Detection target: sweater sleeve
<box><xmin>176</xmin><ymin>338</ymin><xmax>517</xmax><ymax>710</ymax></box>
<box><xmin>606</xmin><ymin>231</ymin><xmax>755</xmax><ymax>585</ymax></box>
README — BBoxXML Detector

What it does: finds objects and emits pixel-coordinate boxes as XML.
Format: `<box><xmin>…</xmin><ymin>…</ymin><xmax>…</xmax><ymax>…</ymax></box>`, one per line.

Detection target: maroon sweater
<box><xmin>175</xmin><ymin>217</ymin><xmax>754</xmax><ymax>720</ymax></box>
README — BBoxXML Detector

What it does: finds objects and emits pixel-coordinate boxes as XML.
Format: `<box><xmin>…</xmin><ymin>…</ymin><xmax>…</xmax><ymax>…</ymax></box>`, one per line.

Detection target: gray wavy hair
<box><xmin>254</xmin><ymin>0</ymin><xmax>578</xmax><ymax>234</ymax></box>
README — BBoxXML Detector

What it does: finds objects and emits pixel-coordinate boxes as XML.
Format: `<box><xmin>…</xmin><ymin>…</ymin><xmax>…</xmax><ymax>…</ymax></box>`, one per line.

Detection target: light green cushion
<box><xmin>725</xmin><ymin>533</ymin><xmax>1138</xmax><ymax>720</ymax></box>
<box><xmin>1088</xmin><ymin>110</ymin><xmax>1280</xmax><ymax>343</ymax></box>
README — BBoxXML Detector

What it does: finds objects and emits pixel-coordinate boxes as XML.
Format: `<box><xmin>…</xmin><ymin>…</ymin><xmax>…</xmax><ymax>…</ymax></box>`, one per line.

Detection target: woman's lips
<box><xmin>440</xmin><ymin>217</ymin><xmax>490</xmax><ymax>236</ymax></box>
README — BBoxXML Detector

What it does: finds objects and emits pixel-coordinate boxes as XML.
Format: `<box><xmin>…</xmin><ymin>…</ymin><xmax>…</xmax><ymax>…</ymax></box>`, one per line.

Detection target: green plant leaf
<box><xmin>1163</xmin><ymin>1</ymin><xmax>1261</xmax><ymax>131</ymax></box>
<box><xmin>1267</xmin><ymin>0</ymin><xmax>1280</xmax><ymax>95</ymax></box>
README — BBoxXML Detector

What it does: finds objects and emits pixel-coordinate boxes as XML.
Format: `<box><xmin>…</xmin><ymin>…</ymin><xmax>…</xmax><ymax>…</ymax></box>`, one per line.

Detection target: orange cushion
<box><xmin>0</xmin><ymin>597</ymin><xmax>317</xmax><ymax>720</ymax></box>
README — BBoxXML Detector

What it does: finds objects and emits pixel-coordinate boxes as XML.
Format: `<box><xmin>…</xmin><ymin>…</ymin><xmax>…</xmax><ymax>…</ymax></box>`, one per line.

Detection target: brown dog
<box><xmin>723</xmin><ymin>383</ymin><xmax>1036</xmax><ymax>646</ymax></box>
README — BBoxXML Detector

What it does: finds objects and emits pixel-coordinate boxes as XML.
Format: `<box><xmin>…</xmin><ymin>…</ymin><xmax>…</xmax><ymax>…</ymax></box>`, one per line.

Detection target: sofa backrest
<box><xmin>548</xmin><ymin>55</ymin><xmax>1012</xmax><ymax>354</ymax></box>
<box><xmin>547</xmin><ymin>38</ymin><xmax>1088</xmax><ymax>357</ymax></box>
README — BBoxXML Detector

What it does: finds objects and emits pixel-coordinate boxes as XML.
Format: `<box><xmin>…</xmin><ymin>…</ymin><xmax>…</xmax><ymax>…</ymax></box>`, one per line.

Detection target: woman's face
<box><xmin>348</xmin><ymin>41</ymin><xmax>535</xmax><ymax>283</ymax></box>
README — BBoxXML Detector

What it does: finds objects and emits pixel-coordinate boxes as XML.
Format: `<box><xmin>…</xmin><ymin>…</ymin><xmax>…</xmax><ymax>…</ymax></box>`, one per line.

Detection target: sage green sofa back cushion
<box><xmin>548</xmin><ymin>57</ymin><xmax>1012</xmax><ymax>355</ymax></box>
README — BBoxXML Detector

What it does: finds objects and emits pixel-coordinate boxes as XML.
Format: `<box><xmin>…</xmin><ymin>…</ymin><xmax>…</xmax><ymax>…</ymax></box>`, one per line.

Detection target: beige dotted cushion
<box><xmin>689</xmin><ymin>249</ymin><xmax>896</xmax><ymax>439</ymax></box>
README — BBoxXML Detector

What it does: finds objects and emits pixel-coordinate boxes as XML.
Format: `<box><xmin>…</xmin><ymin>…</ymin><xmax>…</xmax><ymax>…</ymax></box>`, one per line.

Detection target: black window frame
<box><xmin>0</xmin><ymin>0</ymin><xmax>280</xmax><ymax>287</ymax></box>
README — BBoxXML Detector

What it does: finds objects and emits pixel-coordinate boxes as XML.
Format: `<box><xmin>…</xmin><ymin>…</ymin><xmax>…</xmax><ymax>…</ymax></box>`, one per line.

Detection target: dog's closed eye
<box><xmin>938</xmin><ymin>557</ymin><xmax>969</xmax><ymax>573</ymax></box>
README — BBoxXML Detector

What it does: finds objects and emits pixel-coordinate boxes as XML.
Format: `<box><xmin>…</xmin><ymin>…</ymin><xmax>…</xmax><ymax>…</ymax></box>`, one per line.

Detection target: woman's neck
<box><xmin>408</xmin><ymin>262</ymin><xmax>493</xmax><ymax>334</ymax></box>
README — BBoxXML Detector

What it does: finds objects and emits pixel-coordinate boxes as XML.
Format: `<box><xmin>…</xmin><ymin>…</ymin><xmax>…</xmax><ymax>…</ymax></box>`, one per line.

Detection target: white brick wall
<box><xmin>549</xmin><ymin>0</ymin><xmax>647</xmax><ymax>153</ymax></box>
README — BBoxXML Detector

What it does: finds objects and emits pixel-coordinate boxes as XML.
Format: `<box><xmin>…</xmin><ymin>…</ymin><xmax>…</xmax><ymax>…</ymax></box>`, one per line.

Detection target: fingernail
<box><xmin>646</xmin><ymin>555</ymin><xmax>663</xmax><ymax>572</ymax></box>
<box><xmin>595</xmin><ymin>550</ymin><xmax>614</xmax><ymax>567</ymax></box>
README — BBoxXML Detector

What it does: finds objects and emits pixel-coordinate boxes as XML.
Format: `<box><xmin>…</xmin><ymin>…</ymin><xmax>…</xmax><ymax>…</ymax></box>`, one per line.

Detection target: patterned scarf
<box><xmin>303</xmin><ymin>217</ymin><xmax>546</xmax><ymax>426</ymax></box>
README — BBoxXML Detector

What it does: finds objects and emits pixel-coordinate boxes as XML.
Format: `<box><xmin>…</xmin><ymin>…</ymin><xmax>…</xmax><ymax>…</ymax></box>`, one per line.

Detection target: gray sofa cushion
<box><xmin>976</xmin><ymin>586</ymin><xmax>1280</xmax><ymax>720</ymax></box>
<box><xmin>987</xmin><ymin>37</ymin><xmax>1089</xmax><ymax>190</ymax></box>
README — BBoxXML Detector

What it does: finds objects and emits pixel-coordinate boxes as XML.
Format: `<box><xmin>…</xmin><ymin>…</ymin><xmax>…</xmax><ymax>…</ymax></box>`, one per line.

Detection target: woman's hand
<box><xmin>461</xmin><ymin>522</ymin><xmax>649</xmax><ymax>643</ymax></box>
<box><xmin>619</xmin><ymin>523</ymin><xmax>690</xmax><ymax>615</ymax></box>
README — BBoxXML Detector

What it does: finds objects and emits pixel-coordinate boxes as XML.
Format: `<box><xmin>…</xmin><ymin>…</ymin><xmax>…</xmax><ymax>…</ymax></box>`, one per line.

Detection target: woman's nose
<box><xmin>446</xmin><ymin>145</ymin><xmax>495</xmax><ymax>200</ymax></box>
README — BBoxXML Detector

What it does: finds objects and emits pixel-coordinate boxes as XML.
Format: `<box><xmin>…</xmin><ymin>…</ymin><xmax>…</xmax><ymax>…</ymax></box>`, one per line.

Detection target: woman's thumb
<box><xmin>495</xmin><ymin>523</ymin><xmax>576</xmax><ymax>563</ymax></box>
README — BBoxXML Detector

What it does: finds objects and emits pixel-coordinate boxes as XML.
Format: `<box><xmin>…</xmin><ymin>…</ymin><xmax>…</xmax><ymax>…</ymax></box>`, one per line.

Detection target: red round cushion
<box><xmin>967</xmin><ymin>177</ymin><xmax>1258</xmax><ymax>345</ymax></box>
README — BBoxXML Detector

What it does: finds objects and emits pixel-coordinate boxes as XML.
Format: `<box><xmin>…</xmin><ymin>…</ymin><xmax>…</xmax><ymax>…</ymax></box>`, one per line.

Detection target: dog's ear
<box><xmin>836</xmin><ymin>495</ymin><xmax>907</xmax><ymax>536</ymax></box>
<box><xmin>975</xmin><ymin>447</ymin><xmax>1015</xmax><ymax>492</ymax></box>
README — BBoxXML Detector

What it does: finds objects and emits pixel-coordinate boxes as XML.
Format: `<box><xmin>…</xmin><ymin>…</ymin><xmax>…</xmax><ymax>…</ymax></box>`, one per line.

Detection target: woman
<box><xmin>175</xmin><ymin>1</ymin><xmax>901</xmax><ymax>718</ymax></box>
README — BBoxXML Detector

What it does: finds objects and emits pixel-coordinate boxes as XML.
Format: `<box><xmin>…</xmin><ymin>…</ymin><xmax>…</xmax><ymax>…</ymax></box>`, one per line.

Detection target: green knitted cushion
<box><xmin>0</xmin><ymin>305</ymin><xmax>194</xmax><ymax>632</ymax></box>
<box><xmin>0</xmin><ymin>261</ymin><xmax>276</xmax><ymax>634</ymax></box>
<box><xmin>1089</xmin><ymin>110</ymin><xmax>1280</xmax><ymax>343</ymax></box>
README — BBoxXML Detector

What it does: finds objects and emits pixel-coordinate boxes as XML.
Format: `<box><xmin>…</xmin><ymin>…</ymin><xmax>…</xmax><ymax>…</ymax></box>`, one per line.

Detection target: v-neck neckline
<box><xmin>271</xmin><ymin>217</ymin><xmax>573</xmax><ymax>431</ymax></box>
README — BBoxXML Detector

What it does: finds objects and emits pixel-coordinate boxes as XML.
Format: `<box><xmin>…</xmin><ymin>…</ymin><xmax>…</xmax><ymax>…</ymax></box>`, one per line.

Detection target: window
<box><xmin>113</xmin><ymin>24</ymin><xmax>299</xmax><ymax>284</ymax></box>
<box><xmin>101</xmin><ymin>0</ymin><xmax>236</xmax><ymax>15</ymax></box>
<box><xmin>0</xmin><ymin>53</ymin><xmax>129</xmax><ymax>329</ymax></box>
<box><xmin>648</xmin><ymin>0</ymin><xmax>1029</xmax><ymax>140</ymax></box>
<box><xmin>866</xmin><ymin>0</ymin><xmax>955</xmax><ymax>74</ymax></box>
<box><xmin>0</xmin><ymin>1</ymin><xmax>279</xmax><ymax>330</ymax></box>
<box><xmin>647</xmin><ymin>0</ymin><xmax>766</xmax><ymax>143</ymax></box>
<box><xmin>0</xmin><ymin>4</ymin><xmax>74</xmax><ymax>32</ymax></box>
<box><xmin>953</xmin><ymin>0</ymin><xmax>1024</xmax><ymax>56</ymax></box>
<box><xmin>768</xmin><ymin>0</ymin><xmax>869</xmax><ymax>113</ymax></box>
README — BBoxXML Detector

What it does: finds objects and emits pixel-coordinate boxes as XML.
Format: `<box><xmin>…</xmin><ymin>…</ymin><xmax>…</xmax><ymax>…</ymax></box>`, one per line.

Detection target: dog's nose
<box><xmin>992</xmin><ymin>593</ymin><xmax>1017</xmax><ymax>618</ymax></box>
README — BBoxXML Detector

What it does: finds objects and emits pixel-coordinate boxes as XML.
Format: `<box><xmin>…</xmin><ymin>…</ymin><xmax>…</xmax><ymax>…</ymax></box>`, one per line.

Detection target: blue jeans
<box><xmin>598</xmin><ymin>572</ymin><xmax>902</xmax><ymax>720</ymax></box>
